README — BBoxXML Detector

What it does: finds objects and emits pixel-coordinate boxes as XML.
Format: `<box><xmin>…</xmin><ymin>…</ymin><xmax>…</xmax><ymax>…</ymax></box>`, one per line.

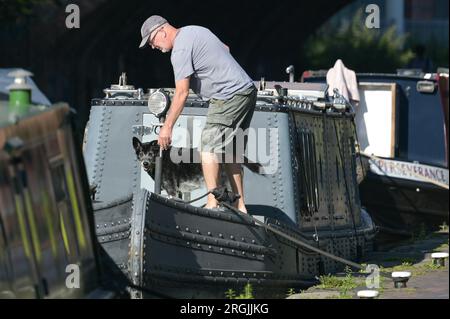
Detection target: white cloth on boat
<box><xmin>326</xmin><ymin>59</ymin><xmax>360</xmax><ymax>103</ymax></box>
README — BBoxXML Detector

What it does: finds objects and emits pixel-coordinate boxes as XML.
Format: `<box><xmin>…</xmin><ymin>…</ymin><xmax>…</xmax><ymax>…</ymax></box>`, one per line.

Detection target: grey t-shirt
<box><xmin>170</xmin><ymin>25</ymin><xmax>253</xmax><ymax>100</ymax></box>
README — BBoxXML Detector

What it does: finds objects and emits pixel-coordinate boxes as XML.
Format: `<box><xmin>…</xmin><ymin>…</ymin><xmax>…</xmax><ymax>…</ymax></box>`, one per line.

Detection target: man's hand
<box><xmin>157</xmin><ymin>77</ymin><xmax>190</xmax><ymax>150</ymax></box>
<box><xmin>158</xmin><ymin>124</ymin><xmax>172</xmax><ymax>150</ymax></box>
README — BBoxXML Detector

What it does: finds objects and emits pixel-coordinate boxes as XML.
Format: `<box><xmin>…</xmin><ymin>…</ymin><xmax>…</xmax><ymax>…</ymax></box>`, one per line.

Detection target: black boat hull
<box><xmin>360</xmin><ymin>172</ymin><xmax>449</xmax><ymax>236</ymax></box>
<box><xmin>127</xmin><ymin>190</ymin><xmax>375</xmax><ymax>299</ymax></box>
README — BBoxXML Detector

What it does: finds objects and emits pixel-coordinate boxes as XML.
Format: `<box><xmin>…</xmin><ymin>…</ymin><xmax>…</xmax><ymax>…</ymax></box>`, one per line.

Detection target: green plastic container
<box><xmin>7</xmin><ymin>69</ymin><xmax>33</xmax><ymax>116</ymax></box>
<box><xmin>9</xmin><ymin>89</ymin><xmax>31</xmax><ymax>115</ymax></box>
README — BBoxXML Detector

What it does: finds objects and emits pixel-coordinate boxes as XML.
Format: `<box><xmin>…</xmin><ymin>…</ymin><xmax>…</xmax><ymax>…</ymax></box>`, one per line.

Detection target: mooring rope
<box><xmin>211</xmin><ymin>191</ymin><xmax>392</xmax><ymax>279</ymax></box>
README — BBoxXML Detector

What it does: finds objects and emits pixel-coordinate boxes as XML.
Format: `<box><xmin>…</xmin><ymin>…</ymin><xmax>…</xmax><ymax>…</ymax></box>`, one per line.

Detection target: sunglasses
<box><xmin>148</xmin><ymin>27</ymin><xmax>164</xmax><ymax>47</ymax></box>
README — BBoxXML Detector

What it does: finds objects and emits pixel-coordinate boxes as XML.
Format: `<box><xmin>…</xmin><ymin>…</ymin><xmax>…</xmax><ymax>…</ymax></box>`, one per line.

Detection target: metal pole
<box><xmin>154</xmin><ymin>151</ymin><xmax>162</xmax><ymax>194</ymax></box>
<box><xmin>286</xmin><ymin>65</ymin><xmax>295</xmax><ymax>83</ymax></box>
<box><xmin>153</xmin><ymin>116</ymin><xmax>165</xmax><ymax>194</ymax></box>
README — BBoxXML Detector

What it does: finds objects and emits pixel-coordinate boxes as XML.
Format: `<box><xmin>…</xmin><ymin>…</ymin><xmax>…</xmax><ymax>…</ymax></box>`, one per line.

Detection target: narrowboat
<box><xmin>0</xmin><ymin>70</ymin><xmax>122</xmax><ymax>298</ymax></box>
<box><xmin>83</xmin><ymin>73</ymin><xmax>376</xmax><ymax>298</ymax></box>
<box><xmin>304</xmin><ymin>70</ymin><xmax>449</xmax><ymax>236</ymax></box>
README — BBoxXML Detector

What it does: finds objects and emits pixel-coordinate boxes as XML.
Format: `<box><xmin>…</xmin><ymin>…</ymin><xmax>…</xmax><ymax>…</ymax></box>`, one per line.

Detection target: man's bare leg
<box><xmin>224</xmin><ymin>161</ymin><xmax>247</xmax><ymax>213</ymax></box>
<box><xmin>201</xmin><ymin>152</ymin><xmax>220</xmax><ymax>209</ymax></box>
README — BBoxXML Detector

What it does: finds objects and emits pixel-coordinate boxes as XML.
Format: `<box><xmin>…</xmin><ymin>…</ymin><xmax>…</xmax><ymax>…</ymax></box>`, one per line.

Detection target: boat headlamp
<box><xmin>148</xmin><ymin>90</ymin><xmax>170</xmax><ymax>118</ymax></box>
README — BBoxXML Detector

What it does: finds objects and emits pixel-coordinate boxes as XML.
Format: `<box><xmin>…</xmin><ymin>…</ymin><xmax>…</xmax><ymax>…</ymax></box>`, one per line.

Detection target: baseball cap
<box><xmin>139</xmin><ymin>15</ymin><xmax>168</xmax><ymax>48</ymax></box>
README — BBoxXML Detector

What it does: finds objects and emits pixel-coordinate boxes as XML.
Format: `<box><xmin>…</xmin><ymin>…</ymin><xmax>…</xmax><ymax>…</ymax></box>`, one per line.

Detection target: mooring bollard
<box><xmin>431</xmin><ymin>252</ymin><xmax>449</xmax><ymax>267</ymax></box>
<box><xmin>357</xmin><ymin>290</ymin><xmax>379</xmax><ymax>299</ymax></box>
<box><xmin>391</xmin><ymin>271</ymin><xmax>411</xmax><ymax>288</ymax></box>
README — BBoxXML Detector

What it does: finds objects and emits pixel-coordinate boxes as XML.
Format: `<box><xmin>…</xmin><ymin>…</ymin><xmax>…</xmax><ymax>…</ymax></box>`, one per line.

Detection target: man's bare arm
<box><xmin>157</xmin><ymin>77</ymin><xmax>190</xmax><ymax>149</ymax></box>
<box><xmin>164</xmin><ymin>77</ymin><xmax>190</xmax><ymax>128</ymax></box>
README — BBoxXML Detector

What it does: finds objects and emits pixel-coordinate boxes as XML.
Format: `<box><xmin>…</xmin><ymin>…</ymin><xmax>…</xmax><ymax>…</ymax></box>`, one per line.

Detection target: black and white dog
<box><xmin>132</xmin><ymin>137</ymin><xmax>260</xmax><ymax>197</ymax></box>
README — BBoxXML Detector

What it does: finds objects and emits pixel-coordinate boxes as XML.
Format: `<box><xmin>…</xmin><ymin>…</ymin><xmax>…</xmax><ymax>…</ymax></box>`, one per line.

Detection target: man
<box><xmin>139</xmin><ymin>15</ymin><xmax>257</xmax><ymax>213</ymax></box>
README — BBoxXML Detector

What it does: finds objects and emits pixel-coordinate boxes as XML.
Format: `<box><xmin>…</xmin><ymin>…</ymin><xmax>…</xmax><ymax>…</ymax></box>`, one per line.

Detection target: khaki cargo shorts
<box><xmin>201</xmin><ymin>86</ymin><xmax>257</xmax><ymax>156</ymax></box>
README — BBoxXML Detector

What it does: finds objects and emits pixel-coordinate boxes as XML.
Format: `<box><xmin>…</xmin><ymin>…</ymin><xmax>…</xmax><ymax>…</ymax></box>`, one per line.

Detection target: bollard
<box><xmin>357</xmin><ymin>290</ymin><xmax>379</xmax><ymax>299</ymax></box>
<box><xmin>431</xmin><ymin>252</ymin><xmax>449</xmax><ymax>267</ymax></box>
<box><xmin>391</xmin><ymin>271</ymin><xmax>411</xmax><ymax>288</ymax></box>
